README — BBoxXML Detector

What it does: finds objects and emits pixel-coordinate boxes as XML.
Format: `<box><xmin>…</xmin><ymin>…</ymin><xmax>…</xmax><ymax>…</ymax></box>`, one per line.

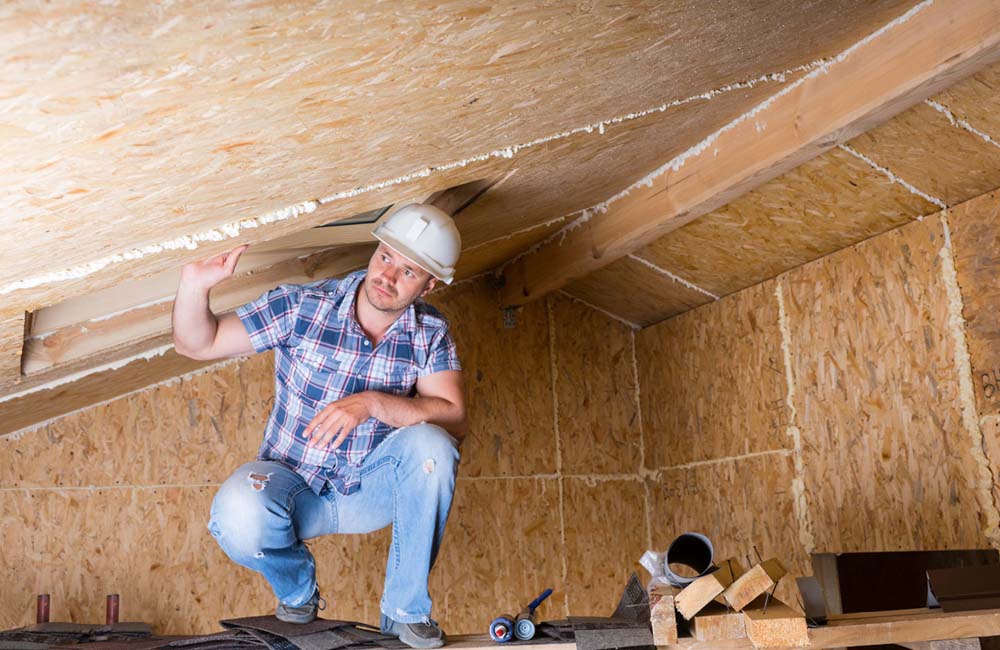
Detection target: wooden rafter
<box><xmin>499</xmin><ymin>0</ymin><xmax>1000</xmax><ymax>307</ymax></box>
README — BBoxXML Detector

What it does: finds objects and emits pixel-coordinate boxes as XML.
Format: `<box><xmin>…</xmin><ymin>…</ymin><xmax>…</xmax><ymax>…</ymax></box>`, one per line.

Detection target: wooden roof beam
<box><xmin>499</xmin><ymin>0</ymin><xmax>1000</xmax><ymax>307</ymax></box>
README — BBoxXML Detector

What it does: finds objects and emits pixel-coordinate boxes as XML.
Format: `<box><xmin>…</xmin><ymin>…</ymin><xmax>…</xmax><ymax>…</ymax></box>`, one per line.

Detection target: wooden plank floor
<box><xmin>445</xmin><ymin>607</ymin><xmax>1000</xmax><ymax>650</ymax></box>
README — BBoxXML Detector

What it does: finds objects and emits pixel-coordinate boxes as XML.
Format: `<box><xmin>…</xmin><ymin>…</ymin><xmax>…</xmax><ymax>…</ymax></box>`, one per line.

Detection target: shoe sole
<box><xmin>397</xmin><ymin>629</ymin><xmax>445</xmax><ymax>649</ymax></box>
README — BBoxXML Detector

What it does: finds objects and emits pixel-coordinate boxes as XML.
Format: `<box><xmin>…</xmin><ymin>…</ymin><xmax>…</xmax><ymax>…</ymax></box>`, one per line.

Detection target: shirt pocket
<box><xmin>379</xmin><ymin>361</ymin><xmax>419</xmax><ymax>396</ymax></box>
<box><xmin>289</xmin><ymin>345</ymin><xmax>342</xmax><ymax>404</ymax></box>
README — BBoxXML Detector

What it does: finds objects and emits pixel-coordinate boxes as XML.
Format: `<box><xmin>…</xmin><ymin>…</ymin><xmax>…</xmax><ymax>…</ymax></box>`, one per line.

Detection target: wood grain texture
<box><xmin>562</xmin><ymin>478</ymin><xmax>647</xmax><ymax>616</ymax></box>
<box><xmin>1</xmin><ymin>354</ymin><xmax>272</xmax><ymax>489</ymax></box>
<box><xmin>946</xmin><ymin>190</ymin><xmax>1000</xmax><ymax>415</ymax></box>
<box><xmin>636</xmin><ymin>280</ymin><xmax>789</xmax><ymax>468</ymax></box>
<box><xmin>430</xmin><ymin>478</ymin><xmax>567</xmax><ymax>635</ymax></box>
<box><xmin>933</xmin><ymin>61</ymin><xmax>1000</xmax><ymax>141</ymax></box>
<box><xmin>647</xmin><ymin>454</ymin><xmax>808</xmax><ymax>611</ymax></box>
<box><xmin>428</xmin><ymin>278</ymin><xmax>557</xmax><ymax>478</ymax></box>
<box><xmin>499</xmin><ymin>0</ymin><xmax>1000</xmax><ymax>307</ymax></box>
<box><xmin>0</xmin><ymin>0</ymin><xmax>920</xmax><ymax>314</ymax></box>
<box><xmin>848</xmin><ymin>101</ymin><xmax>1000</xmax><ymax>207</ymax></box>
<box><xmin>550</xmin><ymin>294</ymin><xmax>641</xmax><ymax>475</ymax></box>
<box><xmin>635</xmin><ymin>146</ymin><xmax>937</xmax><ymax>298</ymax></box>
<box><xmin>563</xmin><ymin>257</ymin><xmax>712</xmax><ymax>328</ymax></box>
<box><xmin>780</xmin><ymin>216</ymin><xmax>988</xmax><ymax>552</ymax></box>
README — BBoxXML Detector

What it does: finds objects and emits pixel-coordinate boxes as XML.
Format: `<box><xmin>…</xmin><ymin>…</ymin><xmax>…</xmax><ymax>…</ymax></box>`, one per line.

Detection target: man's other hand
<box><xmin>180</xmin><ymin>244</ymin><xmax>249</xmax><ymax>292</ymax></box>
<box><xmin>303</xmin><ymin>393</ymin><xmax>372</xmax><ymax>450</ymax></box>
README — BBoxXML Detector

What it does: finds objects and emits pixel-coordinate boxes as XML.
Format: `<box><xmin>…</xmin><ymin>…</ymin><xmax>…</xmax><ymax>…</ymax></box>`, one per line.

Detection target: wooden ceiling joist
<box><xmin>498</xmin><ymin>0</ymin><xmax>1000</xmax><ymax>307</ymax></box>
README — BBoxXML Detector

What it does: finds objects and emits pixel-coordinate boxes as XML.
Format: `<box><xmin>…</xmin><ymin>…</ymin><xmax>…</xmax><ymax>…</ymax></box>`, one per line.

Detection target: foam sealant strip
<box><xmin>504</xmin><ymin>0</ymin><xmax>936</xmax><ymax>269</ymax></box>
<box><xmin>837</xmin><ymin>144</ymin><xmax>947</xmax><ymax>211</ymax></box>
<box><xmin>626</xmin><ymin>254</ymin><xmax>719</xmax><ymax>299</ymax></box>
<box><xmin>556</xmin><ymin>290</ymin><xmax>639</xmax><ymax>330</ymax></box>
<box><xmin>546</xmin><ymin>297</ymin><xmax>571</xmax><ymax>617</ymax></box>
<box><xmin>775</xmin><ymin>281</ymin><xmax>816</xmax><ymax>554</ymax></box>
<box><xmin>1</xmin><ymin>57</ymin><xmax>834</xmax><ymax>300</ymax></box>
<box><xmin>657</xmin><ymin>448</ymin><xmax>792</xmax><ymax>473</ymax></box>
<box><xmin>926</xmin><ymin>99</ymin><xmax>1000</xmax><ymax>151</ymax></box>
<box><xmin>938</xmin><ymin>211</ymin><xmax>1000</xmax><ymax>548</ymax></box>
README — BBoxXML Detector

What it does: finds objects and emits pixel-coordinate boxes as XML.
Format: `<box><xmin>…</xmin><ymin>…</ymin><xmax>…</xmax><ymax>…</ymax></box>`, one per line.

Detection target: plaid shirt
<box><xmin>236</xmin><ymin>270</ymin><xmax>461</xmax><ymax>495</ymax></box>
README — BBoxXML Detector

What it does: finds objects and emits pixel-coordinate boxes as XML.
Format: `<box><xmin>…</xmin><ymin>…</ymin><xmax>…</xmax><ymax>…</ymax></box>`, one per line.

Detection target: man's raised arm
<box><xmin>172</xmin><ymin>244</ymin><xmax>256</xmax><ymax>361</ymax></box>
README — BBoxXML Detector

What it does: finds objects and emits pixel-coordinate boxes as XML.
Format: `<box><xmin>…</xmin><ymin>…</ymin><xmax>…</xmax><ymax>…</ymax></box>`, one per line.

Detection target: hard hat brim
<box><xmin>373</xmin><ymin>233</ymin><xmax>455</xmax><ymax>284</ymax></box>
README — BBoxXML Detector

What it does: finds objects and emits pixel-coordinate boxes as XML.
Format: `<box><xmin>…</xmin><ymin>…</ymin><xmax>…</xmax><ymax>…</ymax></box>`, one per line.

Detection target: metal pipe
<box><xmin>663</xmin><ymin>532</ymin><xmax>715</xmax><ymax>587</ymax></box>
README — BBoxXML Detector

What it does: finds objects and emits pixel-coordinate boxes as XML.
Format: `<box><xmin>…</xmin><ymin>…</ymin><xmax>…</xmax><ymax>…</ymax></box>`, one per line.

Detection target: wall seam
<box><xmin>775</xmin><ymin>281</ymin><xmax>815</xmax><ymax>554</ymax></box>
<box><xmin>925</xmin><ymin>99</ymin><xmax>1000</xmax><ymax>152</ymax></box>
<box><xmin>938</xmin><ymin>211</ymin><xmax>1000</xmax><ymax>548</ymax></box>
<box><xmin>630</xmin><ymin>329</ymin><xmax>654</xmax><ymax>551</ymax></box>
<box><xmin>546</xmin><ymin>297</ymin><xmax>571</xmax><ymax>617</ymax></box>
<box><xmin>626</xmin><ymin>254</ymin><xmax>720</xmax><ymax>300</ymax></box>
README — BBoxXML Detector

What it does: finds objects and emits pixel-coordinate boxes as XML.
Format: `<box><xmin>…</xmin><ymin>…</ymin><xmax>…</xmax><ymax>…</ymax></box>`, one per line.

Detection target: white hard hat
<box><xmin>372</xmin><ymin>203</ymin><xmax>461</xmax><ymax>284</ymax></box>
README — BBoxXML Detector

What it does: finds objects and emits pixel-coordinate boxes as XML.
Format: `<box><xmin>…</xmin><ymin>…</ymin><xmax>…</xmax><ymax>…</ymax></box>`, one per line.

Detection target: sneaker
<box><xmin>381</xmin><ymin>614</ymin><xmax>445</xmax><ymax>649</ymax></box>
<box><xmin>276</xmin><ymin>589</ymin><xmax>325</xmax><ymax>624</ymax></box>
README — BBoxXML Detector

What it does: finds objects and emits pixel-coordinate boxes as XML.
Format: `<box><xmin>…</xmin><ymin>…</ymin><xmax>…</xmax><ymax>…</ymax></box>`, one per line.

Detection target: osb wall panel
<box><xmin>562</xmin><ymin>478</ymin><xmax>648</xmax><ymax>617</ymax></box>
<box><xmin>1</xmin><ymin>354</ymin><xmax>272</xmax><ymax>488</ymax></box>
<box><xmin>847</xmin><ymin>101</ymin><xmax>1000</xmax><ymax>207</ymax></box>
<box><xmin>635</xmin><ymin>146</ymin><xmax>936</xmax><ymax>298</ymax></box>
<box><xmin>428</xmin><ymin>279</ymin><xmax>557</xmax><ymax>478</ymax></box>
<box><xmin>780</xmin><ymin>216</ymin><xmax>987</xmax><ymax>552</ymax></box>
<box><xmin>550</xmin><ymin>294</ymin><xmax>641</xmax><ymax>476</ymax></box>
<box><xmin>2</xmin><ymin>275</ymin><xmax>643</xmax><ymax>634</ymax></box>
<box><xmin>636</xmin><ymin>280</ymin><xmax>789</xmax><ymax>469</ymax></box>
<box><xmin>947</xmin><ymin>191</ymin><xmax>1000</xmax><ymax>415</ymax></box>
<box><xmin>429</xmin><ymin>478</ymin><xmax>566</xmax><ymax>634</ymax></box>
<box><xmin>564</xmin><ymin>257</ymin><xmax>711</xmax><ymax>327</ymax></box>
<box><xmin>646</xmin><ymin>454</ymin><xmax>808</xmax><ymax>609</ymax></box>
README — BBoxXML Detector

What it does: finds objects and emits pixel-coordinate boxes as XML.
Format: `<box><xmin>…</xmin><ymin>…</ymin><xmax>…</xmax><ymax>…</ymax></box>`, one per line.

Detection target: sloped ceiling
<box><xmin>8</xmin><ymin>0</ymin><xmax>997</xmax><ymax>435</ymax></box>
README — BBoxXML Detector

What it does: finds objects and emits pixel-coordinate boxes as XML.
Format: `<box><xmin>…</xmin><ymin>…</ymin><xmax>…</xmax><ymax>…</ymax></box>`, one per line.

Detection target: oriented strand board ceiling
<box><xmin>8</xmin><ymin>0</ymin><xmax>999</xmax><ymax>435</ymax></box>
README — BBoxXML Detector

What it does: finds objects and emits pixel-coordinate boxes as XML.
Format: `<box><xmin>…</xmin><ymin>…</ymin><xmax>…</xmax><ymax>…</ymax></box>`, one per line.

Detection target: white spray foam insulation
<box><xmin>556</xmin><ymin>290</ymin><xmax>639</xmax><ymax>330</ymax></box>
<box><xmin>925</xmin><ymin>99</ymin><xmax>1000</xmax><ymax>151</ymax></box>
<box><xmin>1</xmin><ymin>59</ymin><xmax>835</xmax><ymax>300</ymax></box>
<box><xmin>938</xmin><ymin>212</ymin><xmax>1000</xmax><ymax>549</ymax></box>
<box><xmin>775</xmin><ymin>281</ymin><xmax>816</xmax><ymax>554</ymax></box>
<box><xmin>546</xmin><ymin>297</ymin><xmax>571</xmax><ymax>617</ymax></box>
<box><xmin>626</xmin><ymin>254</ymin><xmax>720</xmax><ymax>299</ymax></box>
<box><xmin>837</xmin><ymin>144</ymin><xmax>947</xmax><ymax>210</ymax></box>
<box><xmin>513</xmin><ymin>0</ymin><xmax>936</xmax><ymax>265</ymax></box>
<box><xmin>659</xmin><ymin>448</ymin><xmax>792</xmax><ymax>472</ymax></box>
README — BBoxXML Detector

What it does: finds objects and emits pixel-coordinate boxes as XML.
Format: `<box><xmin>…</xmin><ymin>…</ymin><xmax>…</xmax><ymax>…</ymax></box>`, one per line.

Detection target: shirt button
<box><xmin>363</xmin><ymin>340</ymin><xmax>370</xmax><ymax>346</ymax></box>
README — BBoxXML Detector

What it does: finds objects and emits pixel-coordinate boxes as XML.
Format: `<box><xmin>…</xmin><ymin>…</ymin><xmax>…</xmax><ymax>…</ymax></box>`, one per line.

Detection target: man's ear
<box><xmin>420</xmin><ymin>277</ymin><xmax>438</xmax><ymax>297</ymax></box>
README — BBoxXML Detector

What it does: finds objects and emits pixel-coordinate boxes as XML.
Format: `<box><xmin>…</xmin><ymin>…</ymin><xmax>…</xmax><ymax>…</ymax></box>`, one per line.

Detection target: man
<box><xmin>171</xmin><ymin>204</ymin><xmax>466</xmax><ymax>649</ymax></box>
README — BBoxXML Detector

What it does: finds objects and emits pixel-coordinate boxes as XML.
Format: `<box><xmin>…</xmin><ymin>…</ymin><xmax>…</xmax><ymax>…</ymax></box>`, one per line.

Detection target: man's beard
<box><xmin>364</xmin><ymin>278</ymin><xmax>407</xmax><ymax>313</ymax></box>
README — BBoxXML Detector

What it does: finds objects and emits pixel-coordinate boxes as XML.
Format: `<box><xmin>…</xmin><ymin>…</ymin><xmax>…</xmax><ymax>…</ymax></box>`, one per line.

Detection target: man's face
<box><xmin>363</xmin><ymin>243</ymin><xmax>436</xmax><ymax>314</ymax></box>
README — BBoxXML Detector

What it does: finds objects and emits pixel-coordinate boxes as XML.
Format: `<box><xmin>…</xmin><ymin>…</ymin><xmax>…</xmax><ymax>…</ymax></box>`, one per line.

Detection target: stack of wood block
<box><xmin>649</xmin><ymin>557</ymin><xmax>809</xmax><ymax>648</ymax></box>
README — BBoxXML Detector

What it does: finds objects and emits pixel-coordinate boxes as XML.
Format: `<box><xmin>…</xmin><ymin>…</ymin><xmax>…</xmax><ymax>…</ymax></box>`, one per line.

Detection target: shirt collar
<box><xmin>337</xmin><ymin>270</ymin><xmax>418</xmax><ymax>338</ymax></box>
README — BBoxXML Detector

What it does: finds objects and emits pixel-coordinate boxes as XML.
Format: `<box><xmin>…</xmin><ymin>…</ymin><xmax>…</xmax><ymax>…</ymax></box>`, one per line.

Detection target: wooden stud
<box><xmin>0</xmin><ymin>314</ymin><xmax>25</xmax><ymax>382</ymax></box>
<box><xmin>499</xmin><ymin>0</ymin><xmax>1000</xmax><ymax>307</ymax></box>
<box><xmin>723</xmin><ymin>559</ymin><xmax>787</xmax><ymax>612</ymax></box>
<box><xmin>691</xmin><ymin>601</ymin><xmax>747</xmax><ymax>642</ymax></box>
<box><xmin>742</xmin><ymin>596</ymin><xmax>809</xmax><ymax>648</ymax></box>
<box><xmin>677</xmin><ymin>558</ymin><xmax>745</xmax><ymax>620</ymax></box>
<box><xmin>649</xmin><ymin>583</ymin><xmax>679</xmax><ymax>646</ymax></box>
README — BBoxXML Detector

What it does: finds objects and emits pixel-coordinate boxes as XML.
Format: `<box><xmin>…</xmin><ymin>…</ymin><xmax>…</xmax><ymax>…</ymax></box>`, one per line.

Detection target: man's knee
<box><xmin>397</xmin><ymin>423</ymin><xmax>459</xmax><ymax>474</ymax></box>
<box><xmin>208</xmin><ymin>463</ymin><xmax>280</xmax><ymax>554</ymax></box>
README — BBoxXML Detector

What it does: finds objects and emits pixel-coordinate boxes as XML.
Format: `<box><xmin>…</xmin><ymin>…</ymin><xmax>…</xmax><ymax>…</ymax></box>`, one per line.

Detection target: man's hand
<box><xmin>303</xmin><ymin>393</ymin><xmax>373</xmax><ymax>450</ymax></box>
<box><xmin>180</xmin><ymin>244</ymin><xmax>249</xmax><ymax>292</ymax></box>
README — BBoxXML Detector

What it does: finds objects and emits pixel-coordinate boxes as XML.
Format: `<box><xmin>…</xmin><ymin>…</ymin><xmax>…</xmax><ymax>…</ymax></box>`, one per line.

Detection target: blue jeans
<box><xmin>208</xmin><ymin>423</ymin><xmax>460</xmax><ymax>624</ymax></box>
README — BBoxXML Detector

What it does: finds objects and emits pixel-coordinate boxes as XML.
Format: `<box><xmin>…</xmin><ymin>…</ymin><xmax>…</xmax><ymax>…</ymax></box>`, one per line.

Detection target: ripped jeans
<box><xmin>208</xmin><ymin>423</ymin><xmax>460</xmax><ymax>624</ymax></box>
